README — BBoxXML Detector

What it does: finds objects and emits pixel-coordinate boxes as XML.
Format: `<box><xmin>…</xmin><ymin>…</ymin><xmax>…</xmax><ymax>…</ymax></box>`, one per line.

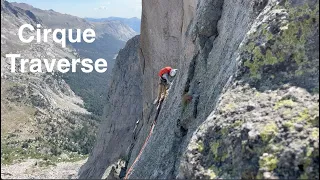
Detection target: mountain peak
<box><xmin>10</xmin><ymin>2</ymin><xmax>34</xmax><ymax>10</ymax></box>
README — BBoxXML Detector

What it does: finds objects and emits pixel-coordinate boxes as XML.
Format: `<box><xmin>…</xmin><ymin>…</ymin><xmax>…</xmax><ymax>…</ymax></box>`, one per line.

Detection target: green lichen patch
<box><xmin>221</xmin><ymin>103</ymin><xmax>237</xmax><ymax>113</ymax></box>
<box><xmin>296</xmin><ymin>109</ymin><xmax>312</xmax><ymax>122</ymax></box>
<box><xmin>221</xmin><ymin>127</ymin><xmax>229</xmax><ymax>135</ymax></box>
<box><xmin>274</xmin><ymin>99</ymin><xmax>297</xmax><ymax>110</ymax></box>
<box><xmin>205</xmin><ymin>169</ymin><xmax>217</xmax><ymax>179</ymax></box>
<box><xmin>241</xmin><ymin>2</ymin><xmax>319</xmax><ymax>88</ymax></box>
<box><xmin>283</xmin><ymin>121</ymin><xmax>294</xmax><ymax>131</ymax></box>
<box><xmin>204</xmin><ymin>165</ymin><xmax>222</xmax><ymax>179</ymax></box>
<box><xmin>259</xmin><ymin>154</ymin><xmax>278</xmax><ymax>171</ymax></box>
<box><xmin>221</xmin><ymin>152</ymin><xmax>229</xmax><ymax>162</ymax></box>
<box><xmin>311</xmin><ymin>128</ymin><xmax>319</xmax><ymax>139</ymax></box>
<box><xmin>299</xmin><ymin>172</ymin><xmax>309</xmax><ymax>180</ymax></box>
<box><xmin>211</xmin><ymin>142</ymin><xmax>220</xmax><ymax>156</ymax></box>
<box><xmin>294</xmin><ymin>107</ymin><xmax>319</xmax><ymax>126</ymax></box>
<box><xmin>306</xmin><ymin>147</ymin><xmax>314</xmax><ymax>157</ymax></box>
<box><xmin>260</xmin><ymin>122</ymin><xmax>279</xmax><ymax>142</ymax></box>
<box><xmin>231</xmin><ymin>120</ymin><xmax>245</xmax><ymax>128</ymax></box>
<box><xmin>197</xmin><ymin>141</ymin><xmax>204</xmax><ymax>152</ymax></box>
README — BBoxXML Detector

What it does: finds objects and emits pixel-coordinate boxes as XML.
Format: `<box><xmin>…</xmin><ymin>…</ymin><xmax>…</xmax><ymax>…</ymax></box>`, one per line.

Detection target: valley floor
<box><xmin>1</xmin><ymin>159</ymin><xmax>86</xmax><ymax>179</ymax></box>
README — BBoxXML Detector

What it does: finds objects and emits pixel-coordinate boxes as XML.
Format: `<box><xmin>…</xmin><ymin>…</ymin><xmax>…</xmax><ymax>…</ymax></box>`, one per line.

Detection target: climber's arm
<box><xmin>162</xmin><ymin>73</ymin><xmax>171</xmax><ymax>84</ymax></box>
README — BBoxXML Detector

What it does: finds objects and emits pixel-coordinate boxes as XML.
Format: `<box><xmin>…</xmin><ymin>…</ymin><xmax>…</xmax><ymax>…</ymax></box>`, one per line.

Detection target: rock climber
<box><xmin>153</xmin><ymin>66</ymin><xmax>178</xmax><ymax>105</ymax></box>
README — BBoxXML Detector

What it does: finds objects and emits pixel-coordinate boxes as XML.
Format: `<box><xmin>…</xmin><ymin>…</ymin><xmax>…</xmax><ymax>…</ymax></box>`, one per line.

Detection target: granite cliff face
<box><xmin>79</xmin><ymin>35</ymin><xmax>142</xmax><ymax>179</ymax></box>
<box><xmin>80</xmin><ymin>0</ymin><xmax>319</xmax><ymax>179</ymax></box>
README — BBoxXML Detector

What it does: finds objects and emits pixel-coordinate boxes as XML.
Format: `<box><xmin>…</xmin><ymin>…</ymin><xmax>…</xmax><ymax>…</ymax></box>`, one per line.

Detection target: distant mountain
<box><xmin>12</xmin><ymin>3</ymin><xmax>137</xmax><ymax>41</ymax></box>
<box><xmin>1</xmin><ymin>0</ymin><xmax>100</xmax><ymax>166</ymax></box>
<box><xmin>12</xmin><ymin>2</ymin><xmax>138</xmax><ymax>116</ymax></box>
<box><xmin>85</xmin><ymin>17</ymin><xmax>141</xmax><ymax>33</ymax></box>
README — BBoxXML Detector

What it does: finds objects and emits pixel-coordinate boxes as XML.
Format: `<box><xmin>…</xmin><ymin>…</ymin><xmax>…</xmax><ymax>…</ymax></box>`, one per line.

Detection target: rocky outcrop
<box><xmin>179</xmin><ymin>0</ymin><xmax>319</xmax><ymax>179</ymax></box>
<box><xmin>80</xmin><ymin>0</ymin><xmax>319</xmax><ymax>179</ymax></box>
<box><xmin>79</xmin><ymin>35</ymin><xmax>142</xmax><ymax>179</ymax></box>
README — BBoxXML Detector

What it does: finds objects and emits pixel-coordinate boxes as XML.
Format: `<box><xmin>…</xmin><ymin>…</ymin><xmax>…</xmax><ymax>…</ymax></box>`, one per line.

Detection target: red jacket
<box><xmin>158</xmin><ymin>67</ymin><xmax>172</xmax><ymax>77</ymax></box>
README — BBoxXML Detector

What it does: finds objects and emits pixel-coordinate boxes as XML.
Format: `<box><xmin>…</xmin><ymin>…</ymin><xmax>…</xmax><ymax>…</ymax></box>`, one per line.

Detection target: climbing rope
<box><xmin>124</xmin><ymin>98</ymin><xmax>164</xmax><ymax>179</ymax></box>
<box><xmin>124</xmin><ymin>120</ymin><xmax>156</xmax><ymax>179</ymax></box>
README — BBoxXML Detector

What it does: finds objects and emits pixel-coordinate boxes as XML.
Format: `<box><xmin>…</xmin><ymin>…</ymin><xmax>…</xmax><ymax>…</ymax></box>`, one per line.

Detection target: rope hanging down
<box><xmin>124</xmin><ymin>121</ymin><xmax>156</xmax><ymax>179</ymax></box>
<box><xmin>124</xmin><ymin>98</ymin><xmax>164</xmax><ymax>179</ymax></box>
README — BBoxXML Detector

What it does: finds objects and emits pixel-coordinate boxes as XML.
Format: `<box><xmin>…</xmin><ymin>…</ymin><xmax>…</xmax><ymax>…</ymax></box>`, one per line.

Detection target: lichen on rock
<box><xmin>241</xmin><ymin>1</ymin><xmax>319</xmax><ymax>92</ymax></box>
<box><xmin>79</xmin><ymin>0</ymin><xmax>319</xmax><ymax>179</ymax></box>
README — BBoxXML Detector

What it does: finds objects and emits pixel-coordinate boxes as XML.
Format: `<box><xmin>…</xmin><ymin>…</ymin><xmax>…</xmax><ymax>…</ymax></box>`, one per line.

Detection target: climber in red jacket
<box><xmin>153</xmin><ymin>66</ymin><xmax>178</xmax><ymax>105</ymax></box>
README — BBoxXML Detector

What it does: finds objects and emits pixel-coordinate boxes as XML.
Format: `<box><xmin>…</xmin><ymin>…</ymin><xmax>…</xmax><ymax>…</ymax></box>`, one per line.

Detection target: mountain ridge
<box><xmin>11</xmin><ymin>1</ymin><xmax>138</xmax><ymax>116</ymax></box>
<box><xmin>1</xmin><ymin>0</ymin><xmax>101</xmax><ymax>169</ymax></box>
<box><xmin>85</xmin><ymin>17</ymin><xmax>141</xmax><ymax>33</ymax></box>
<box><xmin>11</xmin><ymin>2</ymin><xmax>137</xmax><ymax>40</ymax></box>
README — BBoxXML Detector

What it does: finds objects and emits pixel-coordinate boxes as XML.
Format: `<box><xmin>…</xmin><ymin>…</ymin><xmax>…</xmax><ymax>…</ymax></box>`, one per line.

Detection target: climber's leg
<box><xmin>162</xmin><ymin>84</ymin><xmax>168</xmax><ymax>99</ymax></box>
<box><xmin>159</xmin><ymin>83</ymin><xmax>165</xmax><ymax>101</ymax></box>
<box><xmin>154</xmin><ymin>79</ymin><xmax>164</xmax><ymax>104</ymax></box>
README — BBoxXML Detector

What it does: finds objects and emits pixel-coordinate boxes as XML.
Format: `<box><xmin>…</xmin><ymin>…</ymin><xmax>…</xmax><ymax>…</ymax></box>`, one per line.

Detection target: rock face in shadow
<box><xmin>79</xmin><ymin>35</ymin><xmax>142</xmax><ymax>179</ymax></box>
<box><xmin>80</xmin><ymin>0</ymin><xmax>319</xmax><ymax>179</ymax></box>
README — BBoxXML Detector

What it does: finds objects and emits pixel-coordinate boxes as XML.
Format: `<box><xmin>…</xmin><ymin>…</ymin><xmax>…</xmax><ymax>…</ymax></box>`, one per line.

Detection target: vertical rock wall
<box><xmin>129</xmin><ymin>0</ymin><xmax>319</xmax><ymax>179</ymax></box>
<box><xmin>79</xmin><ymin>36</ymin><xmax>142</xmax><ymax>179</ymax></box>
<box><xmin>80</xmin><ymin>0</ymin><xmax>319</xmax><ymax>179</ymax></box>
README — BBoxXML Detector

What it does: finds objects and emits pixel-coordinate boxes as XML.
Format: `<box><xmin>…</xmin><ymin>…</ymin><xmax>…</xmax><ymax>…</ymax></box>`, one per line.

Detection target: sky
<box><xmin>7</xmin><ymin>0</ymin><xmax>142</xmax><ymax>18</ymax></box>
